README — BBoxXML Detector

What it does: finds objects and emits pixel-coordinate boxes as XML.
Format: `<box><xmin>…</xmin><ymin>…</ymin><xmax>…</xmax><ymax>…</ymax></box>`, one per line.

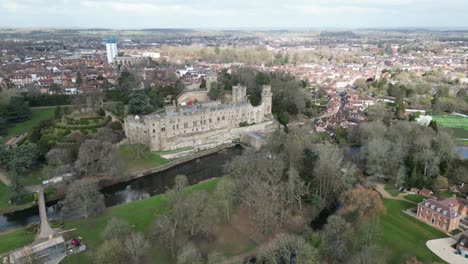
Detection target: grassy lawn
<box><xmin>432</xmin><ymin>116</ymin><xmax>468</xmax><ymax>130</ymax></box>
<box><xmin>404</xmin><ymin>194</ymin><xmax>424</xmax><ymax>203</ymax></box>
<box><xmin>1</xmin><ymin>178</ymin><xmax>222</xmax><ymax>260</ymax></box>
<box><xmin>60</xmin><ymin>178</ymin><xmax>222</xmax><ymax>263</ymax></box>
<box><xmin>379</xmin><ymin>199</ymin><xmax>447</xmax><ymax>263</ymax></box>
<box><xmin>19</xmin><ymin>168</ymin><xmax>44</xmax><ymax>186</ymax></box>
<box><xmin>384</xmin><ymin>184</ymin><xmax>400</xmax><ymax>197</ymax></box>
<box><xmin>438</xmin><ymin>190</ymin><xmax>465</xmax><ymax>198</ymax></box>
<box><xmin>1</xmin><ymin>107</ymin><xmax>55</xmax><ymax>144</ymax></box>
<box><xmin>0</xmin><ymin>228</ymin><xmax>34</xmax><ymax>254</ymax></box>
<box><xmin>154</xmin><ymin>146</ymin><xmax>193</xmax><ymax>155</ymax></box>
<box><xmin>0</xmin><ymin>181</ymin><xmax>10</xmax><ymax>210</ymax></box>
<box><xmin>119</xmin><ymin>144</ymin><xmax>169</xmax><ymax>172</ymax></box>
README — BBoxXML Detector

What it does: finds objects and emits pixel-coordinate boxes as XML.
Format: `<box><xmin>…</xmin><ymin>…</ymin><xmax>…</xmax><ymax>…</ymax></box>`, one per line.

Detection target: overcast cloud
<box><xmin>1</xmin><ymin>0</ymin><xmax>467</xmax><ymax>28</ymax></box>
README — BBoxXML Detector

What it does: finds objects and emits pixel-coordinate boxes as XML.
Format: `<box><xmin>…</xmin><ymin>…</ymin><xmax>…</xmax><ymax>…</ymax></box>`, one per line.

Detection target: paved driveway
<box><xmin>426</xmin><ymin>238</ymin><xmax>468</xmax><ymax>264</ymax></box>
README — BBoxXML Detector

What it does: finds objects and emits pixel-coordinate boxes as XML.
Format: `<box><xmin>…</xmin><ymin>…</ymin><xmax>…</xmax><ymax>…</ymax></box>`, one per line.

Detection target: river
<box><xmin>0</xmin><ymin>146</ymin><xmax>244</xmax><ymax>233</ymax></box>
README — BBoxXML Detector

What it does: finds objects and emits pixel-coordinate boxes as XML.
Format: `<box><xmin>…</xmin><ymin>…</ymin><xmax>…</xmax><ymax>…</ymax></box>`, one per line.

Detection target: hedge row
<box><xmin>56</xmin><ymin>116</ymin><xmax>111</xmax><ymax>129</ymax></box>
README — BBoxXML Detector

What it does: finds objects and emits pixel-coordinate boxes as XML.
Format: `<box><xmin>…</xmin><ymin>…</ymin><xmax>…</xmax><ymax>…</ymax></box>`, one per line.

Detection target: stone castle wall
<box><xmin>124</xmin><ymin>85</ymin><xmax>273</xmax><ymax>151</ymax></box>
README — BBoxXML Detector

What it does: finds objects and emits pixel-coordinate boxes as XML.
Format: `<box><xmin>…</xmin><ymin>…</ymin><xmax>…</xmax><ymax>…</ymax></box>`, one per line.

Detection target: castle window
<box><xmin>153</xmin><ymin>129</ymin><xmax>155</xmax><ymax>133</ymax></box>
<box><xmin>184</xmin><ymin>123</ymin><xmax>188</xmax><ymax>128</ymax></box>
<box><xmin>173</xmin><ymin>125</ymin><xmax>175</xmax><ymax>129</ymax></box>
<box><xmin>161</xmin><ymin>128</ymin><xmax>165</xmax><ymax>132</ymax></box>
<box><xmin>209</xmin><ymin>119</ymin><xmax>212</xmax><ymax>123</ymax></box>
<box><xmin>222</xmin><ymin>116</ymin><xmax>225</xmax><ymax>120</ymax></box>
<box><xmin>217</xmin><ymin>117</ymin><xmax>220</xmax><ymax>121</ymax></box>
<box><xmin>204</xmin><ymin>120</ymin><xmax>206</xmax><ymax>124</ymax></box>
<box><xmin>152</xmin><ymin>123</ymin><xmax>155</xmax><ymax>126</ymax></box>
<box><xmin>176</xmin><ymin>125</ymin><xmax>179</xmax><ymax>129</ymax></box>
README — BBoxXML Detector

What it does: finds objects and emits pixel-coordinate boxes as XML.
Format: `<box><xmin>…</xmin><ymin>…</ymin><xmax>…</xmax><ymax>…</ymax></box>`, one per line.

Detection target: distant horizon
<box><xmin>1</xmin><ymin>0</ymin><xmax>467</xmax><ymax>29</ymax></box>
<box><xmin>1</xmin><ymin>26</ymin><xmax>468</xmax><ymax>31</ymax></box>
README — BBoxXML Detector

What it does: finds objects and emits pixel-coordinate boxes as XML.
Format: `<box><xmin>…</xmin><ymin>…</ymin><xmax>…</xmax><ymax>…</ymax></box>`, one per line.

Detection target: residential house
<box><xmin>416</xmin><ymin>196</ymin><xmax>468</xmax><ymax>232</ymax></box>
<box><xmin>420</xmin><ymin>188</ymin><xmax>434</xmax><ymax>198</ymax></box>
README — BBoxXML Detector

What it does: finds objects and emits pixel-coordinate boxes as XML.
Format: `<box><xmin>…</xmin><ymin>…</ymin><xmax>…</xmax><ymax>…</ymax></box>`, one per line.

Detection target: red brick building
<box><xmin>416</xmin><ymin>196</ymin><xmax>468</xmax><ymax>232</ymax></box>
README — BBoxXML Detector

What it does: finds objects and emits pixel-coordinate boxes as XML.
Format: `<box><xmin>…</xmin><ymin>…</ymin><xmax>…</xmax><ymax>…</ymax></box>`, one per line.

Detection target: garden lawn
<box><xmin>0</xmin><ymin>181</ymin><xmax>10</xmax><ymax>211</ymax></box>
<box><xmin>384</xmin><ymin>184</ymin><xmax>400</xmax><ymax>197</ymax></box>
<box><xmin>60</xmin><ymin>178</ymin><xmax>221</xmax><ymax>263</ymax></box>
<box><xmin>119</xmin><ymin>144</ymin><xmax>169</xmax><ymax>171</ymax></box>
<box><xmin>438</xmin><ymin>190</ymin><xmax>465</xmax><ymax>198</ymax></box>
<box><xmin>379</xmin><ymin>199</ymin><xmax>446</xmax><ymax>264</ymax></box>
<box><xmin>2</xmin><ymin>107</ymin><xmax>55</xmax><ymax>144</ymax></box>
<box><xmin>404</xmin><ymin>194</ymin><xmax>424</xmax><ymax>203</ymax></box>
<box><xmin>0</xmin><ymin>228</ymin><xmax>34</xmax><ymax>254</ymax></box>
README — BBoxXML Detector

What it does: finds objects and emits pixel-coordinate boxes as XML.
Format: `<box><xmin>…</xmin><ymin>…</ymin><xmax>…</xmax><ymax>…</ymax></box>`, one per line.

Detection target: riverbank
<box><xmin>0</xmin><ymin>143</ymin><xmax>237</xmax><ymax>217</ymax></box>
<box><xmin>0</xmin><ymin>178</ymin><xmax>221</xmax><ymax>256</ymax></box>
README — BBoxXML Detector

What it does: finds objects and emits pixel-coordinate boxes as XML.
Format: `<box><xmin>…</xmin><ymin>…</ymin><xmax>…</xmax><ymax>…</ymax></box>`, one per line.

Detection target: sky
<box><xmin>1</xmin><ymin>0</ymin><xmax>467</xmax><ymax>29</ymax></box>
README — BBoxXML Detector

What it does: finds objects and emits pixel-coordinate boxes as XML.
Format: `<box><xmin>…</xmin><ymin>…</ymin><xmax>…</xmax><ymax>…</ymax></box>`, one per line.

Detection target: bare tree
<box><xmin>77</xmin><ymin>139</ymin><xmax>124</xmax><ymax>177</ymax></box>
<box><xmin>214</xmin><ymin>177</ymin><xmax>237</xmax><ymax>222</ymax></box>
<box><xmin>177</xmin><ymin>243</ymin><xmax>203</xmax><ymax>264</ymax></box>
<box><xmin>124</xmin><ymin>232</ymin><xmax>149</xmax><ymax>264</ymax></box>
<box><xmin>61</xmin><ymin>179</ymin><xmax>105</xmax><ymax>218</ymax></box>
<box><xmin>152</xmin><ymin>214</ymin><xmax>183</xmax><ymax>257</ymax></box>
<box><xmin>226</xmin><ymin>154</ymin><xmax>289</xmax><ymax>233</ymax></box>
<box><xmin>95</xmin><ymin>239</ymin><xmax>127</xmax><ymax>264</ymax></box>
<box><xmin>312</xmin><ymin>143</ymin><xmax>355</xmax><ymax>202</ymax></box>
<box><xmin>258</xmin><ymin>233</ymin><xmax>319</xmax><ymax>264</ymax></box>
<box><xmin>45</xmin><ymin>148</ymin><xmax>74</xmax><ymax>166</ymax></box>
<box><xmin>176</xmin><ymin>190</ymin><xmax>218</xmax><ymax>236</ymax></box>
<box><xmin>320</xmin><ymin>215</ymin><xmax>353</xmax><ymax>263</ymax></box>
<box><xmin>102</xmin><ymin>217</ymin><xmax>132</xmax><ymax>240</ymax></box>
<box><xmin>207</xmin><ymin>251</ymin><xmax>227</xmax><ymax>264</ymax></box>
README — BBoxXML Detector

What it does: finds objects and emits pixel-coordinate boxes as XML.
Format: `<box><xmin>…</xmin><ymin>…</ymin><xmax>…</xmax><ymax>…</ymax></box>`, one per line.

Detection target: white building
<box><xmin>105</xmin><ymin>37</ymin><xmax>118</xmax><ymax>64</ymax></box>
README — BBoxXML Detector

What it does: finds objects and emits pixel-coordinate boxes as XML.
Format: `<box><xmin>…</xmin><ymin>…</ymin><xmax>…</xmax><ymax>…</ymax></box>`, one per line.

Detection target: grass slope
<box><xmin>0</xmin><ymin>229</ymin><xmax>34</xmax><ymax>254</ymax></box>
<box><xmin>61</xmin><ymin>178</ymin><xmax>221</xmax><ymax>263</ymax></box>
<box><xmin>403</xmin><ymin>194</ymin><xmax>424</xmax><ymax>203</ymax></box>
<box><xmin>379</xmin><ymin>199</ymin><xmax>446</xmax><ymax>263</ymax></box>
<box><xmin>2</xmin><ymin>107</ymin><xmax>55</xmax><ymax>143</ymax></box>
<box><xmin>119</xmin><ymin>144</ymin><xmax>169</xmax><ymax>172</ymax></box>
<box><xmin>0</xmin><ymin>181</ymin><xmax>10</xmax><ymax>211</ymax></box>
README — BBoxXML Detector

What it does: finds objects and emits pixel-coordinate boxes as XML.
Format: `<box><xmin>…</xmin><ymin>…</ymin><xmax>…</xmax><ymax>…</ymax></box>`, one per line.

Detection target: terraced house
<box><xmin>416</xmin><ymin>196</ymin><xmax>468</xmax><ymax>232</ymax></box>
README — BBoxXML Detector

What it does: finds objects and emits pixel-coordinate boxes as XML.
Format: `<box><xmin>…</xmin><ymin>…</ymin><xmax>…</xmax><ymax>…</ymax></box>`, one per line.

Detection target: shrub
<box><xmin>109</xmin><ymin>121</ymin><xmax>123</xmax><ymax>130</ymax></box>
<box><xmin>25</xmin><ymin>223</ymin><xmax>39</xmax><ymax>235</ymax></box>
<box><xmin>50</xmin><ymin>219</ymin><xmax>64</xmax><ymax>228</ymax></box>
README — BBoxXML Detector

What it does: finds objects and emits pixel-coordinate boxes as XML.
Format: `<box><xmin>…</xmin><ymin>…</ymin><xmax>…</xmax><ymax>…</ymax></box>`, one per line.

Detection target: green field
<box><xmin>403</xmin><ymin>194</ymin><xmax>424</xmax><ymax>203</ymax></box>
<box><xmin>0</xmin><ymin>178</ymin><xmax>256</xmax><ymax>264</ymax></box>
<box><xmin>1</xmin><ymin>107</ymin><xmax>55</xmax><ymax>144</ymax></box>
<box><xmin>0</xmin><ymin>228</ymin><xmax>34</xmax><ymax>254</ymax></box>
<box><xmin>432</xmin><ymin>116</ymin><xmax>468</xmax><ymax>139</ymax></box>
<box><xmin>379</xmin><ymin>199</ymin><xmax>446</xmax><ymax>263</ymax></box>
<box><xmin>119</xmin><ymin>144</ymin><xmax>169</xmax><ymax>172</ymax></box>
<box><xmin>0</xmin><ymin>181</ymin><xmax>10</xmax><ymax>211</ymax></box>
<box><xmin>384</xmin><ymin>184</ymin><xmax>400</xmax><ymax>197</ymax></box>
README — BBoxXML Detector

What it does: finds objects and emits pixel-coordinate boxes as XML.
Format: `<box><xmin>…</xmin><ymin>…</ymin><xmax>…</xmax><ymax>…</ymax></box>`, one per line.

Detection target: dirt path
<box><xmin>374</xmin><ymin>184</ymin><xmax>416</xmax><ymax>204</ymax></box>
<box><xmin>0</xmin><ymin>170</ymin><xmax>11</xmax><ymax>186</ymax></box>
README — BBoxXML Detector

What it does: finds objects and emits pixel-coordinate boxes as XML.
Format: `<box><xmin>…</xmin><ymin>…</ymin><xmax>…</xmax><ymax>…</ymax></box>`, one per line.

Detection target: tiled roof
<box><xmin>418</xmin><ymin>198</ymin><xmax>459</xmax><ymax>219</ymax></box>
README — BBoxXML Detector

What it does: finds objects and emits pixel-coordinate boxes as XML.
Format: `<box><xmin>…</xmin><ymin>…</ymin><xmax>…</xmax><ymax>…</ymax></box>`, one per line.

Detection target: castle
<box><xmin>124</xmin><ymin>82</ymin><xmax>274</xmax><ymax>151</ymax></box>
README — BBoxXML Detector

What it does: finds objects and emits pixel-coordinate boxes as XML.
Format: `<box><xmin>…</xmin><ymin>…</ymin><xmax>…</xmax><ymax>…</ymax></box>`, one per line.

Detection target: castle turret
<box><xmin>261</xmin><ymin>85</ymin><xmax>272</xmax><ymax>117</ymax></box>
<box><xmin>232</xmin><ymin>85</ymin><xmax>247</xmax><ymax>103</ymax></box>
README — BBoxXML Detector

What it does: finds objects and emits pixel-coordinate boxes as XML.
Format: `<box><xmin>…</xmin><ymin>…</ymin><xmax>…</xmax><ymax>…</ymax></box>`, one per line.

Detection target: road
<box><xmin>426</xmin><ymin>238</ymin><xmax>467</xmax><ymax>264</ymax></box>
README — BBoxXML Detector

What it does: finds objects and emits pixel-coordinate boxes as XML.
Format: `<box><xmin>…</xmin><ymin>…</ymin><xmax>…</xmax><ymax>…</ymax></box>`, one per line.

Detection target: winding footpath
<box><xmin>374</xmin><ymin>184</ymin><xmax>416</xmax><ymax>203</ymax></box>
<box><xmin>0</xmin><ymin>171</ymin><xmax>11</xmax><ymax>186</ymax></box>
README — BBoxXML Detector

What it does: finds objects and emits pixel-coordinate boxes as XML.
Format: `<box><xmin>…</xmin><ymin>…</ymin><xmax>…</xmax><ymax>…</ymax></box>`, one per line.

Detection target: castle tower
<box><xmin>232</xmin><ymin>85</ymin><xmax>247</xmax><ymax>103</ymax></box>
<box><xmin>261</xmin><ymin>85</ymin><xmax>272</xmax><ymax>117</ymax></box>
<box><xmin>205</xmin><ymin>73</ymin><xmax>218</xmax><ymax>93</ymax></box>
